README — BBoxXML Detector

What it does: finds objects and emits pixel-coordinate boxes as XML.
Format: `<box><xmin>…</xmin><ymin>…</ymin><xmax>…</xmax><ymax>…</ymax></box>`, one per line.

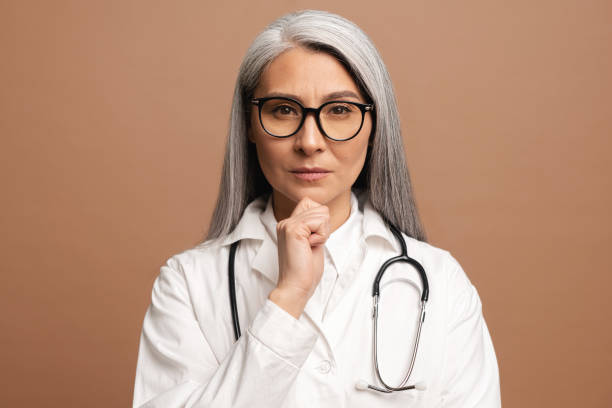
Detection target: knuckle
<box><xmin>277</xmin><ymin>220</ymin><xmax>288</xmax><ymax>231</ymax></box>
<box><xmin>279</xmin><ymin>219</ymin><xmax>300</xmax><ymax>235</ymax></box>
<box><xmin>299</xmin><ymin>196</ymin><xmax>312</xmax><ymax>205</ymax></box>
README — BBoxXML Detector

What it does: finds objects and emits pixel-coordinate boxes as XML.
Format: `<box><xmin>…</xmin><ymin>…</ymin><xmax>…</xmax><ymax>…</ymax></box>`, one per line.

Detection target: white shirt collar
<box><xmin>216</xmin><ymin>190</ymin><xmax>399</xmax><ymax>283</ymax></box>
<box><xmin>320</xmin><ymin>193</ymin><xmax>361</xmax><ymax>274</ymax></box>
<box><xmin>257</xmin><ymin>192</ymin><xmax>364</xmax><ymax>275</ymax></box>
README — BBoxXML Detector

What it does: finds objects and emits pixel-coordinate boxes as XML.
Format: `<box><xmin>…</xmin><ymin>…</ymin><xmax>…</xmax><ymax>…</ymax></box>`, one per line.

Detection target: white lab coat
<box><xmin>133</xmin><ymin>192</ymin><xmax>501</xmax><ymax>407</ymax></box>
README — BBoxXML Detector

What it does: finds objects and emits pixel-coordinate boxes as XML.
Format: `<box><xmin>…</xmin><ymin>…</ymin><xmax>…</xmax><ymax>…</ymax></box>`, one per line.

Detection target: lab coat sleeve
<box><xmin>440</xmin><ymin>256</ymin><xmax>502</xmax><ymax>407</ymax></box>
<box><xmin>132</xmin><ymin>257</ymin><xmax>319</xmax><ymax>408</ymax></box>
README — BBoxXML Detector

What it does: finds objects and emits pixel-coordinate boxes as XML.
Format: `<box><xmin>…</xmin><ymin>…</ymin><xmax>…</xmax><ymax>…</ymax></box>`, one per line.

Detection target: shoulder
<box><xmin>162</xmin><ymin>194</ymin><xmax>271</xmax><ymax>279</ymax></box>
<box><xmin>399</xmin><ymin>235</ymin><xmax>490</xmax><ymax>352</ymax></box>
<box><xmin>165</xmin><ymin>241</ymin><xmax>229</xmax><ymax>275</ymax></box>
<box><xmin>401</xmin><ymin>234</ymin><xmax>475</xmax><ymax>299</ymax></box>
<box><xmin>162</xmin><ymin>234</ymin><xmax>261</xmax><ymax>290</ymax></box>
<box><xmin>151</xmin><ymin>244</ymin><xmax>229</xmax><ymax>303</ymax></box>
<box><xmin>359</xmin><ymin>193</ymin><xmax>474</xmax><ymax>296</ymax></box>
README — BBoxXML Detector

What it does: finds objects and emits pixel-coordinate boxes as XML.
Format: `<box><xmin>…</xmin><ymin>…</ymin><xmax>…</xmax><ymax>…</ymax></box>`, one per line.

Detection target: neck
<box><xmin>271</xmin><ymin>190</ymin><xmax>352</xmax><ymax>233</ymax></box>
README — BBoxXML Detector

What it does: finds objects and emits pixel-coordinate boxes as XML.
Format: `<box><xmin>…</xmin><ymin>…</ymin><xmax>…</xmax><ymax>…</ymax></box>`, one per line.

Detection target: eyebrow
<box><xmin>262</xmin><ymin>90</ymin><xmax>362</xmax><ymax>103</ymax></box>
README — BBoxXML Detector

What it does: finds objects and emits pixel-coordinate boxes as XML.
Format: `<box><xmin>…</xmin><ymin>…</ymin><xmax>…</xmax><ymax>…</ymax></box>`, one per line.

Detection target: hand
<box><xmin>268</xmin><ymin>197</ymin><xmax>330</xmax><ymax>318</ymax></box>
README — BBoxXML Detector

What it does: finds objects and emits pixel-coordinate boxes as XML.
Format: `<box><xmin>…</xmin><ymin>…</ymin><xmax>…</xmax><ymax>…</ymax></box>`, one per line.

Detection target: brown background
<box><xmin>1</xmin><ymin>0</ymin><xmax>610</xmax><ymax>406</ymax></box>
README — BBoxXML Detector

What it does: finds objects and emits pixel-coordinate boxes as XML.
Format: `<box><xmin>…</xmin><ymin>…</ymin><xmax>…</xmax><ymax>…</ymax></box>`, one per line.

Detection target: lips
<box><xmin>291</xmin><ymin>167</ymin><xmax>330</xmax><ymax>173</ymax></box>
<box><xmin>290</xmin><ymin>167</ymin><xmax>331</xmax><ymax>181</ymax></box>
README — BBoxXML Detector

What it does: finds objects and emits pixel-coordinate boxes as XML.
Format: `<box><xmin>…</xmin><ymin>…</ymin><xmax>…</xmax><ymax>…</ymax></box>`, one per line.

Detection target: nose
<box><xmin>293</xmin><ymin>112</ymin><xmax>326</xmax><ymax>155</ymax></box>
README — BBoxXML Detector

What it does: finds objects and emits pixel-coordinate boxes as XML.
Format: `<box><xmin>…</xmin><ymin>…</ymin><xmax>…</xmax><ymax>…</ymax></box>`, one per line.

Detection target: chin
<box><xmin>286</xmin><ymin>188</ymin><xmax>337</xmax><ymax>206</ymax></box>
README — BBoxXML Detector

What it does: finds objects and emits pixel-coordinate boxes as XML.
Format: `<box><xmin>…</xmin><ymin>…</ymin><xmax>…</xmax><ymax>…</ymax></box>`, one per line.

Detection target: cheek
<box><xmin>249</xmin><ymin>110</ymin><xmax>293</xmax><ymax>191</ymax></box>
<box><xmin>252</xmin><ymin>134</ymin><xmax>288</xmax><ymax>182</ymax></box>
<box><xmin>335</xmin><ymin>140</ymin><xmax>369</xmax><ymax>180</ymax></box>
<box><xmin>343</xmin><ymin>122</ymin><xmax>372</xmax><ymax>178</ymax></box>
<box><xmin>254</xmin><ymin>142</ymin><xmax>273</xmax><ymax>171</ymax></box>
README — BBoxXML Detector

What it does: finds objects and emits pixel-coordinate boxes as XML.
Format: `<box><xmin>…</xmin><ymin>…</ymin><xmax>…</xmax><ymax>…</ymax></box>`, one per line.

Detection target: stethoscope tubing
<box><xmin>373</xmin><ymin>223</ymin><xmax>429</xmax><ymax>302</ymax></box>
<box><xmin>227</xmin><ymin>221</ymin><xmax>429</xmax><ymax>394</ymax></box>
<box><xmin>228</xmin><ymin>241</ymin><xmax>241</xmax><ymax>341</ymax></box>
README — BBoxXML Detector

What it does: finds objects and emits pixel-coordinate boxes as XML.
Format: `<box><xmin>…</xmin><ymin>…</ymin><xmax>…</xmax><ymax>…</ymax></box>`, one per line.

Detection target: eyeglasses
<box><xmin>251</xmin><ymin>97</ymin><xmax>374</xmax><ymax>141</ymax></box>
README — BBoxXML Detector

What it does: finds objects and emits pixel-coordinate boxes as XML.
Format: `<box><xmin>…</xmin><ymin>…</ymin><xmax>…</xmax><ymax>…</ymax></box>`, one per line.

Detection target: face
<box><xmin>248</xmin><ymin>47</ymin><xmax>373</xmax><ymax>219</ymax></box>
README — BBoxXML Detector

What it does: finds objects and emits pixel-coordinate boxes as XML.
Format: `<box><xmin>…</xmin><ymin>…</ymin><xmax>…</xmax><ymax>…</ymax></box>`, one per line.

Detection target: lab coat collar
<box><xmin>217</xmin><ymin>195</ymin><xmax>269</xmax><ymax>247</ymax></box>
<box><xmin>360</xmin><ymin>192</ymin><xmax>398</xmax><ymax>252</ymax></box>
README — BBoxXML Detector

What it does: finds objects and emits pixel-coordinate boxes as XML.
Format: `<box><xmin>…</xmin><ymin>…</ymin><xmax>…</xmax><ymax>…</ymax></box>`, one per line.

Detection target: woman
<box><xmin>133</xmin><ymin>10</ymin><xmax>501</xmax><ymax>408</ymax></box>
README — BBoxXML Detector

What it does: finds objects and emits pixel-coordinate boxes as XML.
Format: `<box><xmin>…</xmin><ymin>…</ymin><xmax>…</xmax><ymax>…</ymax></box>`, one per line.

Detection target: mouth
<box><xmin>290</xmin><ymin>167</ymin><xmax>331</xmax><ymax>181</ymax></box>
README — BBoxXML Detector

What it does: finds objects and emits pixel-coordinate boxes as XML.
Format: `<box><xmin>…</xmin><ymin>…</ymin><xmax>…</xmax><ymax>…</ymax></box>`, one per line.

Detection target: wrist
<box><xmin>268</xmin><ymin>286</ymin><xmax>310</xmax><ymax>319</ymax></box>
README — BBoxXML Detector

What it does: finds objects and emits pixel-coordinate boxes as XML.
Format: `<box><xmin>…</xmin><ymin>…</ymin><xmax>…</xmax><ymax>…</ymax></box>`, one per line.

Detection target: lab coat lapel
<box><xmin>303</xmin><ymin>301</ymin><xmax>333</xmax><ymax>360</ymax></box>
<box><xmin>303</xmin><ymin>296</ymin><xmax>324</xmax><ymax>327</ymax></box>
<box><xmin>250</xmin><ymin>238</ymin><xmax>279</xmax><ymax>285</ymax></box>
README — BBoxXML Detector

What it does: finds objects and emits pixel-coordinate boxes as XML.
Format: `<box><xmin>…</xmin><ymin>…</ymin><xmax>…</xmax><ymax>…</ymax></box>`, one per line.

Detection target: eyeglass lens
<box><xmin>259</xmin><ymin>98</ymin><xmax>365</xmax><ymax>140</ymax></box>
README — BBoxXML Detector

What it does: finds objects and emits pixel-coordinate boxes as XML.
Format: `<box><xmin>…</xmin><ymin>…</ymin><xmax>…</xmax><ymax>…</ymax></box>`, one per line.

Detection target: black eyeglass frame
<box><xmin>251</xmin><ymin>96</ymin><xmax>374</xmax><ymax>142</ymax></box>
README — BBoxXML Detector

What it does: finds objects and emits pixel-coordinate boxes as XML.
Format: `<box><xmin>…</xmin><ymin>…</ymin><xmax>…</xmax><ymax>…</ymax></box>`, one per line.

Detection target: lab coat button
<box><xmin>317</xmin><ymin>360</ymin><xmax>332</xmax><ymax>374</ymax></box>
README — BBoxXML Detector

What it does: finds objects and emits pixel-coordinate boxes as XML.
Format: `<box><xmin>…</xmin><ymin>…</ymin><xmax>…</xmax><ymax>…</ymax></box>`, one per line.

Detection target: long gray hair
<box><xmin>204</xmin><ymin>10</ymin><xmax>426</xmax><ymax>242</ymax></box>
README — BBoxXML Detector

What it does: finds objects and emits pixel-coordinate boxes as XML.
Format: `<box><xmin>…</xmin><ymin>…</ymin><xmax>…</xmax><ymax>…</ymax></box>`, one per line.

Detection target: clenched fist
<box><xmin>268</xmin><ymin>197</ymin><xmax>331</xmax><ymax>318</ymax></box>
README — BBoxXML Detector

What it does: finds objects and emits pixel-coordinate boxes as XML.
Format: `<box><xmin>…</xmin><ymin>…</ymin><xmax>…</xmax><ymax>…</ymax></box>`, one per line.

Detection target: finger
<box><xmin>290</xmin><ymin>196</ymin><xmax>322</xmax><ymax>217</ymax></box>
<box><xmin>300</xmin><ymin>214</ymin><xmax>330</xmax><ymax>246</ymax></box>
<box><xmin>278</xmin><ymin>209</ymin><xmax>330</xmax><ymax>242</ymax></box>
<box><xmin>308</xmin><ymin>231</ymin><xmax>328</xmax><ymax>246</ymax></box>
<box><xmin>279</xmin><ymin>213</ymin><xmax>328</xmax><ymax>241</ymax></box>
<box><xmin>292</xmin><ymin>207</ymin><xmax>330</xmax><ymax>226</ymax></box>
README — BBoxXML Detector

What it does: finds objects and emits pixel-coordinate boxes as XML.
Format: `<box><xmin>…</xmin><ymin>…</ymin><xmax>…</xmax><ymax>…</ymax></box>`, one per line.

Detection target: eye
<box><xmin>272</xmin><ymin>105</ymin><xmax>298</xmax><ymax>115</ymax></box>
<box><xmin>324</xmin><ymin>102</ymin><xmax>356</xmax><ymax>116</ymax></box>
<box><xmin>331</xmin><ymin>105</ymin><xmax>350</xmax><ymax>114</ymax></box>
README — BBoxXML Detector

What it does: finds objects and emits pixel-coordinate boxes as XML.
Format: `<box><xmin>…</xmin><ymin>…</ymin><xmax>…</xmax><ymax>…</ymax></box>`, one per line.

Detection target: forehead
<box><xmin>255</xmin><ymin>47</ymin><xmax>362</xmax><ymax>100</ymax></box>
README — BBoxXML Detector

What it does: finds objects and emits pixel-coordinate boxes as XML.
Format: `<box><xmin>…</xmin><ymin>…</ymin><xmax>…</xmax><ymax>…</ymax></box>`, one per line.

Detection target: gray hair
<box><xmin>203</xmin><ymin>10</ymin><xmax>426</xmax><ymax>243</ymax></box>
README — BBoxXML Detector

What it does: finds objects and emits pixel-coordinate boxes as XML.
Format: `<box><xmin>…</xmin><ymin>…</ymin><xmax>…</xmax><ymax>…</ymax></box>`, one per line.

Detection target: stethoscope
<box><xmin>228</xmin><ymin>222</ymin><xmax>429</xmax><ymax>394</ymax></box>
